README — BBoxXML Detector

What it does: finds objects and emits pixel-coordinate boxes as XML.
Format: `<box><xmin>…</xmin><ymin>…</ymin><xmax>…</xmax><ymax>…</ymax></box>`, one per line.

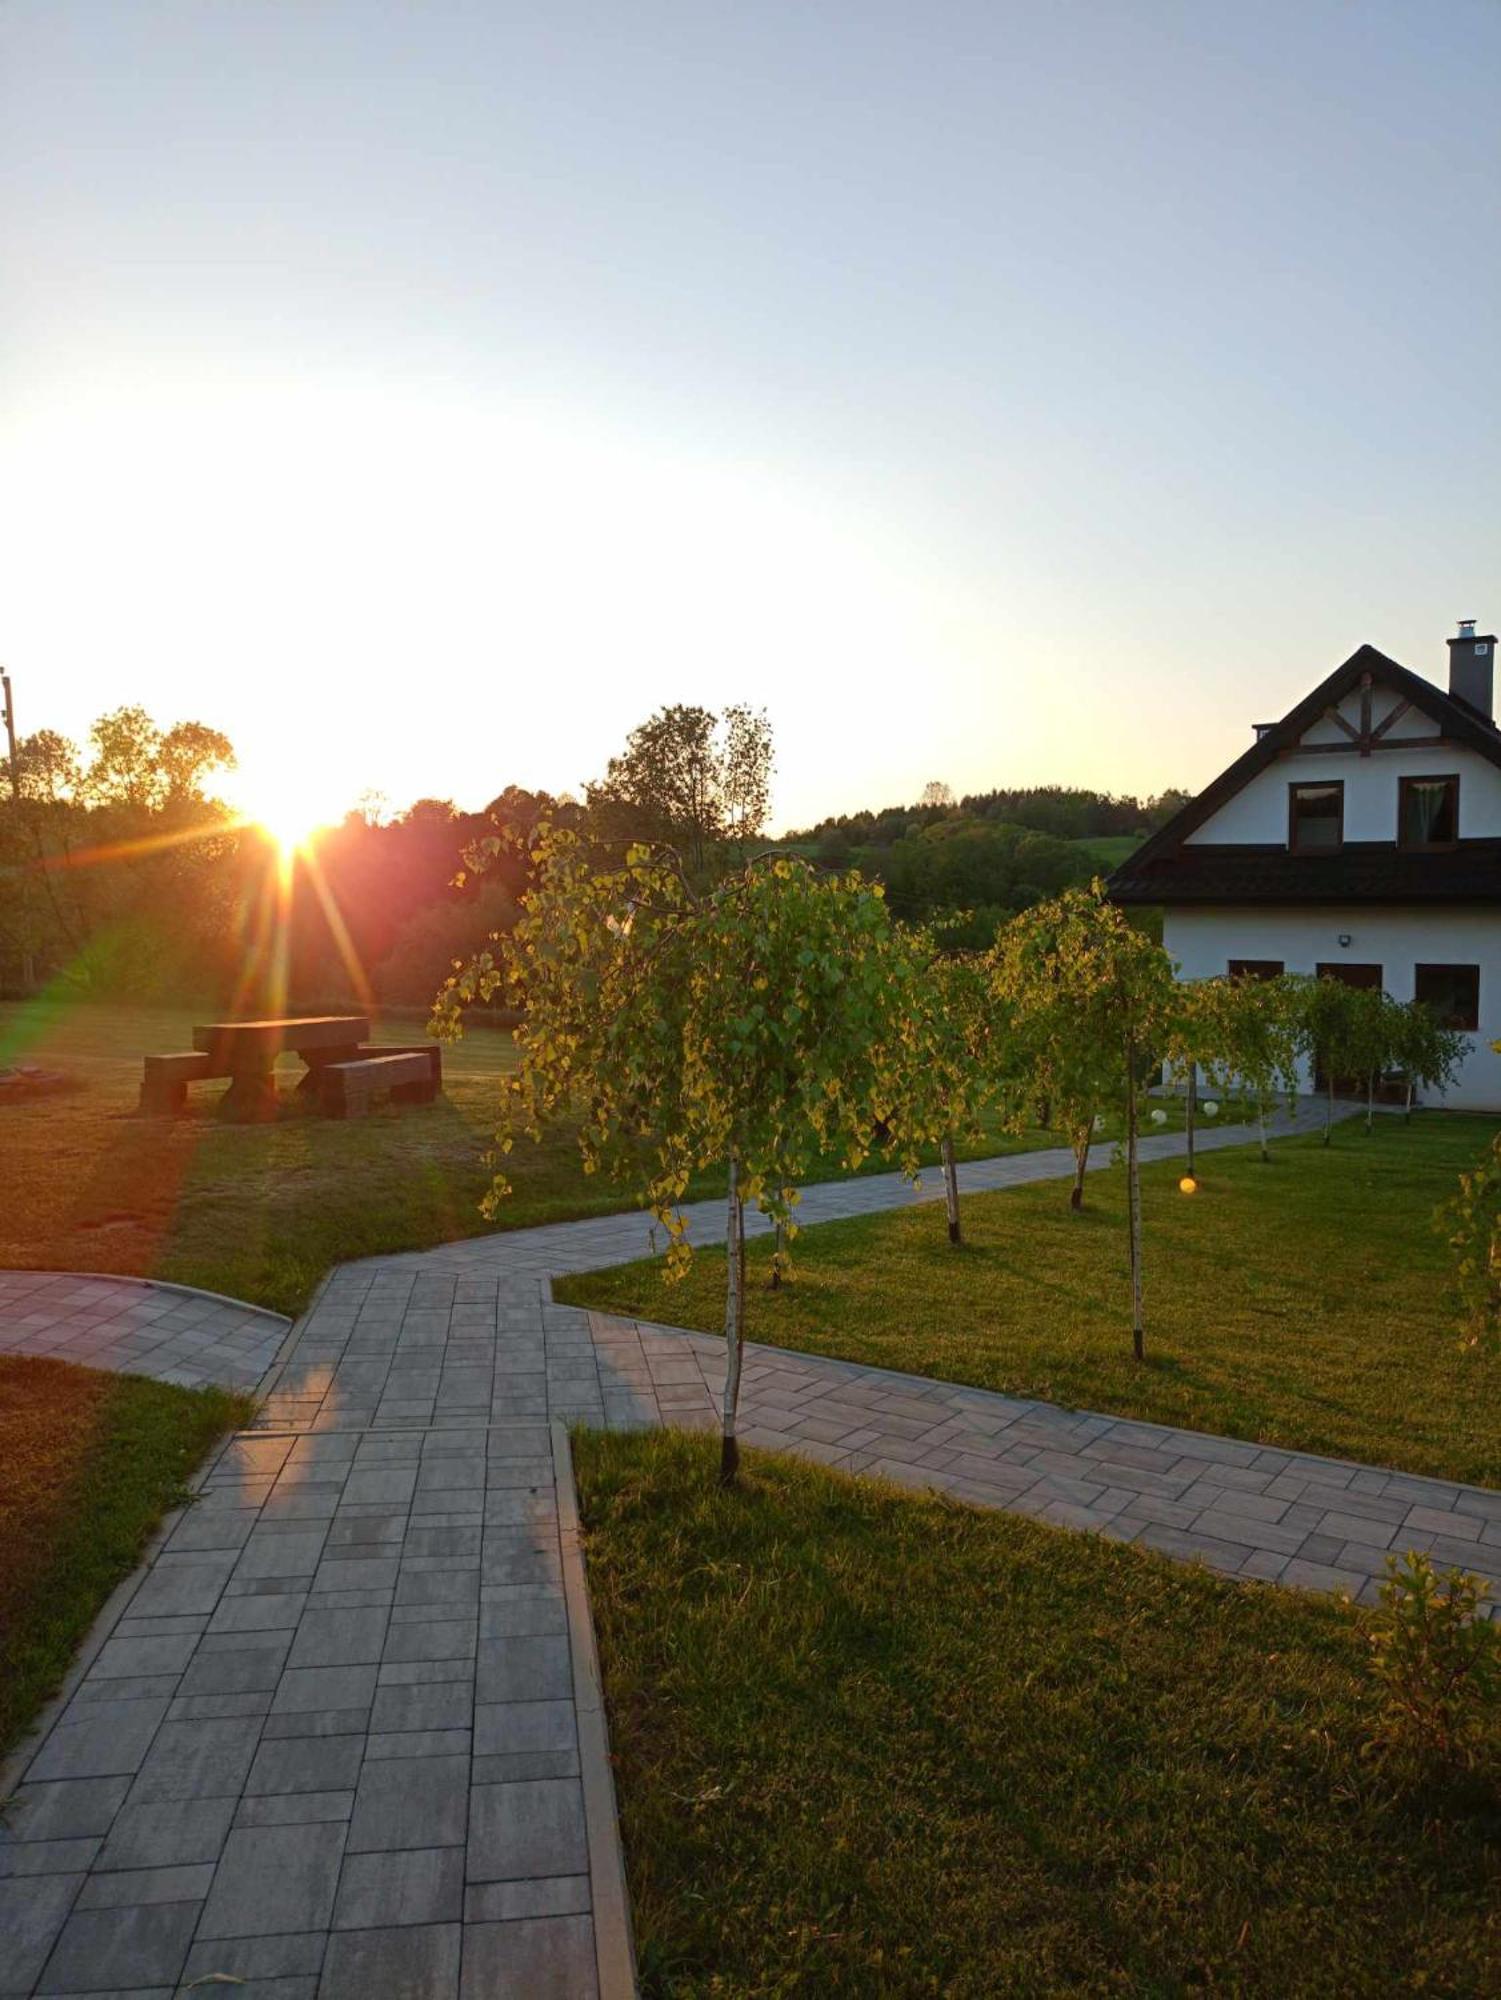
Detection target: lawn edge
<box><xmin>0</xmin><ymin>1407</ymin><xmax>239</xmax><ymax>1804</ymax></box>
<box><xmin>561</xmin><ymin>1305</ymin><xmax>1501</xmax><ymax>1507</ymax></box>
<box><xmin>553</xmin><ymin>1418</ymin><xmax>641</xmax><ymax>2000</ymax></box>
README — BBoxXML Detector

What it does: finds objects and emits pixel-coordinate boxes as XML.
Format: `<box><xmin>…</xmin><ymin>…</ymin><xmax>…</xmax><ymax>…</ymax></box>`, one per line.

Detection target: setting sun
<box><xmin>255</xmin><ymin>800</ymin><xmax>326</xmax><ymax>859</ymax></box>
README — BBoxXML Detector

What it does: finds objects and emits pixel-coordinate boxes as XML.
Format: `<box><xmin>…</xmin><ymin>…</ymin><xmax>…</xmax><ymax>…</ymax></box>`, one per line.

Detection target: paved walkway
<box><xmin>7</xmin><ymin>1100</ymin><xmax>1498</xmax><ymax>1997</ymax></box>
<box><xmin>0</xmin><ymin>1272</ymin><xmax>289</xmax><ymax>1395</ymax></box>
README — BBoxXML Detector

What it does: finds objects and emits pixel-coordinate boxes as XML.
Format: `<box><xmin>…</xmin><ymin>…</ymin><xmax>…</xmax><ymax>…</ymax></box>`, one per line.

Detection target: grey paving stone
<box><xmin>333</xmin><ymin>1846</ymin><xmax>465</xmax><ymax>1928</ymax></box>
<box><xmin>382</xmin><ymin>1618</ymin><xmax>477</xmax><ymax>1665</ymax></box>
<box><xmin>465</xmin><ymin>1781</ymin><xmax>587</xmax><ymax>1884</ymax></box>
<box><xmin>473</xmin><ymin>1702</ymin><xmax>576</xmax><ymax>1760</ymax></box>
<box><xmin>129</xmin><ymin>1552</ymin><xmax>239</xmax><ymax>1619</ymax></box>
<box><xmin>287</xmin><ymin>1605</ymin><xmax>392</xmax><ymax>1670</ymax></box>
<box><xmin>458</xmin><ymin>1912</ymin><xmax>597</xmax><ymax>1998</ymax></box>
<box><xmin>0</xmin><ymin>1836</ymin><xmax>100</xmax><ymax>1878</ymax></box>
<box><xmin>347</xmin><ymin>1757</ymin><xmax>470</xmax><ymax>1853</ymax></box>
<box><xmin>28</xmin><ymin>1701</ymin><xmax>169</xmax><ymax>1782</ymax></box>
<box><xmin>369</xmin><ymin>1680</ymin><xmax>475</xmax><ymax>1735</ymax></box>
<box><xmin>75</xmin><ymin>1860</ymin><xmax>216</xmax><ymax>1906</ymax></box>
<box><xmin>90</xmin><ymin>1630</ymin><xmax>199</xmax><ymax>1679</ymax></box>
<box><xmin>272</xmin><ymin>1664</ymin><xmax>380</xmax><ymax>1715</ymax></box>
<box><xmin>180</xmin><ymin>1927</ymin><xmax>328</xmax><ymax>1985</ymax></box>
<box><xmin>1</xmin><ymin>1778</ymin><xmax>131</xmax><ymax>1843</ymax></box>
<box><xmin>197</xmin><ymin>1821</ymin><xmax>348</xmax><ymax>1939</ymax></box>
<box><xmin>461</xmin><ymin>1874</ymin><xmax>590</xmax><ymax>1922</ymax></box>
<box><xmin>474</xmin><ymin>1636</ymin><xmax>571</xmax><ymax>1705</ymax></box>
<box><xmin>127</xmin><ymin>1715</ymin><xmax>263</xmax><ymax>1803</ymax></box>
<box><xmin>37</xmin><ymin>1898</ymin><xmax>201</xmax><ymax>1992</ymax></box>
<box><xmin>96</xmin><ymin>1797</ymin><xmax>235</xmax><ymax>1872</ymax></box>
<box><xmin>179</xmin><ymin>1639</ymin><xmax>290</xmax><ymax>1696</ymax></box>
<box><xmin>247</xmin><ymin>1734</ymin><xmax>366</xmax><ymax>1796</ymax></box>
<box><xmin>0</xmin><ymin>1872</ymin><xmax>84</xmax><ymax>1994</ymax></box>
<box><xmin>235</xmin><ymin>1790</ymin><xmax>356</xmax><ymax>1828</ymax></box>
<box><xmin>320</xmin><ymin>1919</ymin><xmax>461</xmax><ymax>1999</ymax></box>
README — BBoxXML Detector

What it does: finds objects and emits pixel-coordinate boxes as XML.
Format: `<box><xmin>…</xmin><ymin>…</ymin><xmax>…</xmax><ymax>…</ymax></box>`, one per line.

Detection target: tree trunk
<box><xmin>1258</xmin><ymin>1098</ymin><xmax>1269</xmax><ymax>1163</ymax></box>
<box><xmin>1071</xmin><ymin>1131</ymin><xmax>1089</xmax><ymax>1210</ymax></box>
<box><xmin>941</xmin><ymin>1130</ymin><xmax>961</xmax><ymax>1244</ymax></box>
<box><xmin>769</xmin><ymin>1219</ymin><xmax>784</xmax><ymax>1289</ymax></box>
<box><xmin>1405</xmin><ymin>1079</ymin><xmax>1414</xmax><ymax>1123</ymax></box>
<box><xmin>1366</xmin><ymin>1073</ymin><xmax>1375</xmax><ymax>1134</ymax></box>
<box><xmin>1324</xmin><ymin>1073</ymin><xmax>1334</xmax><ymax>1146</ymax></box>
<box><xmin>1185</xmin><ymin>1063</ymin><xmax>1197</xmax><ymax>1178</ymax></box>
<box><xmin>1127</xmin><ymin>1053</ymin><xmax>1144</xmax><ymax>1363</ymax></box>
<box><xmin>720</xmin><ymin>1156</ymin><xmax>745</xmax><ymax>1487</ymax></box>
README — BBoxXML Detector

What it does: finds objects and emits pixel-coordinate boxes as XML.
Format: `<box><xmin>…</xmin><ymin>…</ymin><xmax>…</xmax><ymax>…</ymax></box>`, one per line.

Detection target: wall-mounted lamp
<box><xmin>1337</xmin><ymin>933</ymin><xmax>1352</xmax><ymax>948</ymax></box>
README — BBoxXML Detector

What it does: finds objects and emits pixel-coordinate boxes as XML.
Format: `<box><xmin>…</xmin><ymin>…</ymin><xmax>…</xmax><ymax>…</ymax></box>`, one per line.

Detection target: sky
<box><xmin>2</xmin><ymin>1</ymin><xmax>1498</xmax><ymax>836</ymax></box>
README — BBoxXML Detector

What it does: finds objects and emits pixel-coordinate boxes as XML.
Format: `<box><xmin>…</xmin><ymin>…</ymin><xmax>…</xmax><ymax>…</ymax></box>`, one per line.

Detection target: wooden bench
<box><xmin>140</xmin><ymin>1051</ymin><xmax>226</xmax><ymax>1115</ymax></box>
<box><xmin>318</xmin><ymin>1051</ymin><xmax>438</xmax><ymax>1119</ymax></box>
<box><xmin>351</xmin><ymin>1042</ymin><xmax>443</xmax><ymax>1089</ymax></box>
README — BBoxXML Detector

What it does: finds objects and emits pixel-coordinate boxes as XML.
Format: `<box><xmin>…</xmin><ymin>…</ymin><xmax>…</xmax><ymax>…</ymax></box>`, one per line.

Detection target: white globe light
<box><xmin>1150</xmin><ymin>1108</ymin><xmax>1168</xmax><ymax>1125</ymax></box>
<box><xmin>1203</xmin><ymin>1100</ymin><xmax>1219</xmax><ymax>1118</ymax></box>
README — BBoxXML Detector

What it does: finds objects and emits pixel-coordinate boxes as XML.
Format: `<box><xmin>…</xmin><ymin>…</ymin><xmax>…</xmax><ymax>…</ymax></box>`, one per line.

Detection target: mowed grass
<box><xmin>576</xmin><ymin>1429</ymin><xmax>1501</xmax><ymax>1998</ymax></box>
<box><xmin>0</xmin><ymin>1356</ymin><xmax>252</xmax><ymax>1757</ymax></box>
<box><xmin>0</xmin><ymin>998</ymin><xmax>1221</xmax><ymax>1318</ymax></box>
<box><xmin>559</xmin><ymin>1115</ymin><xmax>1501</xmax><ymax>1488</ymax></box>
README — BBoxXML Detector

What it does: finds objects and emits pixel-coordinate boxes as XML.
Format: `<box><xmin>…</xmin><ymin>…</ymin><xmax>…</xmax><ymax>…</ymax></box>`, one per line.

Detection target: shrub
<box><xmin>1438</xmin><ymin>1133</ymin><xmax>1501</xmax><ymax>1353</ymax></box>
<box><xmin>1366</xmin><ymin>1551</ymin><xmax>1501</xmax><ymax>1769</ymax></box>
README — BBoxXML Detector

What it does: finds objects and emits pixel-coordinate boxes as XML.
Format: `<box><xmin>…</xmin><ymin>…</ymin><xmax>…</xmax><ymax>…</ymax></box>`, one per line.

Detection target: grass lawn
<box><xmin>1070</xmin><ymin>832</ymin><xmax>1142</xmax><ymax>868</ymax></box>
<box><xmin>0</xmin><ymin>1356</ymin><xmax>252</xmax><ymax>1758</ymax></box>
<box><xmin>576</xmin><ymin>1429</ymin><xmax>1501</xmax><ymax>1998</ymax></box>
<box><xmin>558</xmin><ymin>1114</ymin><xmax>1501</xmax><ymax>1488</ymax></box>
<box><xmin>0</xmin><ymin>997</ymin><xmax>1226</xmax><ymax>1318</ymax></box>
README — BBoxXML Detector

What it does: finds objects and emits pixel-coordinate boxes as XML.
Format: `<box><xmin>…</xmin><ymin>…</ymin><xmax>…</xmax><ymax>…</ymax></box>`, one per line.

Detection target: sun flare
<box><xmin>255</xmin><ymin>801</ymin><xmax>326</xmax><ymax>859</ymax></box>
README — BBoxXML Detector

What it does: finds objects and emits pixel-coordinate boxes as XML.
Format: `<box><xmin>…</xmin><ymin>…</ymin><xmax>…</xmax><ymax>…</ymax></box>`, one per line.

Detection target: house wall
<box><xmin>1162</xmin><ymin>904</ymin><xmax>1501</xmax><ymax>1111</ymax></box>
<box><xmin>1186</xmin><ymin>737</ymin><xmax>1501</xmax><ymax>845</ymax></box>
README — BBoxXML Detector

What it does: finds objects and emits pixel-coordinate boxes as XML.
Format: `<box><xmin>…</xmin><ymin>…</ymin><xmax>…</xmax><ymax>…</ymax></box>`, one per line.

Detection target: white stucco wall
<box><xmin>1186</xmin><ymin>734</ymin><xmax>1501</xmax><ymax>845</ymax></box>
<box><xmin>1162</xmin><ymin>905</ymin><xmax>1501</xmax><ymax>1111</ymax></box>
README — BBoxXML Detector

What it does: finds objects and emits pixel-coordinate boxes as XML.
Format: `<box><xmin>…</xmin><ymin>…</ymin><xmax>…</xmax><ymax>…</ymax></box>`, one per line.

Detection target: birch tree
<box><xmin>1389</xmin><ymin>1000</ymin><xmax>1467</xmax><ymax>1119</ymax></box>
<box><xmin>994</xmin><ymin>885</ymin><xmax>1177</xmax><ymax>1356</ymax></box>
<box><xmin>887</xmin><ymin>944</ymin><xmax>1009</xmax><ymax>1245</ymax></box>
<box><xmin>989</xmin><ymin>902</ymin><xmax>1118</xmax><ymax>1212</ymax></box>
<box><xmin>434</xmin><ymin>827</ymin><xmax>906</xmax><ymax>1484</ymax></box>
<box><xmin>1199</xmin><ymin>972</ymin><xmax>1302</xmax><ymax>1162</ymax></box>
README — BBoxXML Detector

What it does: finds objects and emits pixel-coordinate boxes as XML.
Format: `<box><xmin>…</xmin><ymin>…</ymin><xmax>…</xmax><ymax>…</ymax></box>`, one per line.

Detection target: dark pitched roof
<box><xmin>1108</xmin><ymin>644</ymin><xmax>1501</xmax><ymax>908</ymax></box>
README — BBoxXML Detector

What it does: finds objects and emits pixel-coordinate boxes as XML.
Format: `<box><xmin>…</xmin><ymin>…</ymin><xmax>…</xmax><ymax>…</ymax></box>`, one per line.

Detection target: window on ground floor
<box><xmin>1414</xmin><ymin>963</ymin><xmax>1480</xmax><ymax>1032</ymax></box>
<box><xmin>1227</xmin><ymin>958</ymin><xmax>1285</xmax><ymax>980</ymax></box>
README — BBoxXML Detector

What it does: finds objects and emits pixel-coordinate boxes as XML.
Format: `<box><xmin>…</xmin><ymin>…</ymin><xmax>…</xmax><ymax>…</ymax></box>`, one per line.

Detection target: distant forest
<box><xmin>781</xmin><ymin>783</ymin><xmax>1190</xmax><ymax>947</ymax></box>
<box><xmin>0</xmin><ymin>698</ymin><xmax>1187</xmax><ymax>1006</ymax></box>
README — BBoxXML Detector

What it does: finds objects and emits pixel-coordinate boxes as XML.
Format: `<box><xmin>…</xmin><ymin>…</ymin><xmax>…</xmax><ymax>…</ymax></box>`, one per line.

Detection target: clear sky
<box><xmin>2</xmin><ymin>1</ymin><xmax>1497</xmax><ymax>835</ymax></box>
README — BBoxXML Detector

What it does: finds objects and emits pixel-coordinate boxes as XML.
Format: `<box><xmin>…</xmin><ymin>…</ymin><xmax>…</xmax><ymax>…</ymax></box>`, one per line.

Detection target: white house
<box><xmin>1108</xmin><ymin>622</ymin><xmax>1501</xmax><ymax>1110</ymax></box>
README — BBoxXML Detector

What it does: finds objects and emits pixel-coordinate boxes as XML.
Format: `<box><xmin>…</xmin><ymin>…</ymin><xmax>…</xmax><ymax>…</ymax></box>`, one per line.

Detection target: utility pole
<box><xmin>2</xmin><ymin>669</ymin><xmax>37</xmax><ymax>990</ymax></box>
<box><xmin>1</xmin><ymin>671</ymin><xmax>17</xmax><ymax>799</ymax></box>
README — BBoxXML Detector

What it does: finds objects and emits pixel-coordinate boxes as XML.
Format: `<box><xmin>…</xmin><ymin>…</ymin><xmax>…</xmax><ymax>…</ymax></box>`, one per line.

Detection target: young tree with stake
<box><xmin>990</xmin><ymin>899</ymin><xmax>1119</xmax><ymax>1213</ymax></box>
<box><xmin>1200</xmin><ymin>972</ymin><xmax>1303</xmax><ymax>1163</ymax></box>
<box><xmin>434</xmin><ymin>827</ymin><xmax>907</xmax><ymax>1484</ymax></box>
<box><xmin>995</xmin><ymin>885</ymin><xmax>1178</xmax><ymax>1355</ymax></box>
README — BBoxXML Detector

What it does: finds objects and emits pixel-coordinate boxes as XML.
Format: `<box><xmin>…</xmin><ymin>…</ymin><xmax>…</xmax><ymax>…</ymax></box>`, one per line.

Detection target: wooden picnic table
<box><xmin>193</xmin><ymin>1014</ymin><xmax>371</xmax><ymax>1122</ymax></box>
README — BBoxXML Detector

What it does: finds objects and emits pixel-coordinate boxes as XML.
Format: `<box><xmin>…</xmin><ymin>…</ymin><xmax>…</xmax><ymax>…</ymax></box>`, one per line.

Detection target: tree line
<box><xmin>436</xmin><ymin>838</ymin><xmax>1469</xmax><ymax>1486</ymax></box>
<box><xmin>0</xmin><ymin>695</ymin><xmax>1187</xmax><ymax>1003</ymax></box>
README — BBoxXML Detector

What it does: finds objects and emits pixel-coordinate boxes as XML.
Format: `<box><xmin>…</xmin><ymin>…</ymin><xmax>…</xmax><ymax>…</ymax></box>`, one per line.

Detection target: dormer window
<box><xmin>1398</xmin><ymin>774</ymin><xmax>1459</xmax><ymax>849</ymax></box>
<box><xmin>1289</xmin><ymin>781</ymin><xmax>1343</xmax><ymax>853</ymax></box>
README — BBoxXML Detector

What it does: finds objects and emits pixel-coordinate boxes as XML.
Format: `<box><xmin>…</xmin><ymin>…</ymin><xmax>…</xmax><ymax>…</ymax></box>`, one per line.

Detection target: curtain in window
<box><xmin>1407</xmin><ymin>781</ymin><xmax>1449</xmax><ymax>842</ymax></box>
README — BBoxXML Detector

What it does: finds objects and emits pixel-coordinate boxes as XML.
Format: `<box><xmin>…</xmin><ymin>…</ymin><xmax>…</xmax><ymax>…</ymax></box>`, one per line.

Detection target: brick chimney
<box><xmin>1447</xmin><ymin>618</ymin><xmax>1496</xmax><ymax>722</ymax></box>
